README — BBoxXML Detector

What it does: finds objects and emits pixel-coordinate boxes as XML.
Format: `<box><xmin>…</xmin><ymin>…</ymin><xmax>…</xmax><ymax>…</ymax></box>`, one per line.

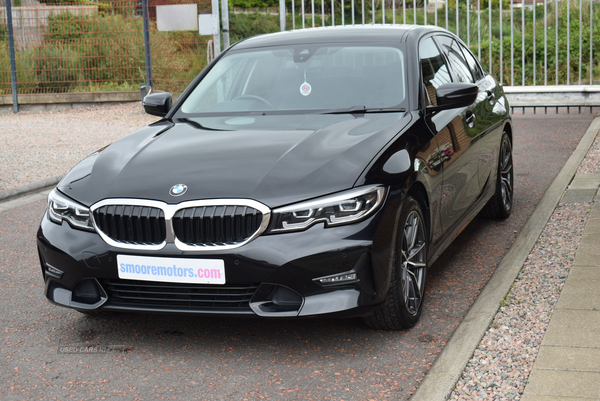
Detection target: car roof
<box><xmin>231</xmin><ymin>24</ymin><xmax>450</xmax><ymax>50</ymax></box>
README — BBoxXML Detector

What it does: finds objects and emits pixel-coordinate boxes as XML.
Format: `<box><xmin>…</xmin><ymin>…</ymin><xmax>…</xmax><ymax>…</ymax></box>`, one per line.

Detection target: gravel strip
<box><xmin>0</xmin><ymin>103</ymin><xmax>158</xmax><ymax>192</ymax></box>
<box><xmin>448</xmin><ymin>202</ymin><xmax>591</xmax><ymax>400</ymax></box>
<box><xmin>577</xmin><ymin>133</ymin><xmax>600</xmax><ymax>174</ymax></box>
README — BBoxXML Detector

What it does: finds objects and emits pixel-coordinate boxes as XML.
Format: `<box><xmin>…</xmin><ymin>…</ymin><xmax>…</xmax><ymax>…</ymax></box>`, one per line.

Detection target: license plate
<box><xmin>117</xmin><ymin>255</ymin><xmax>225</xmax><ymax>285</ymax></box>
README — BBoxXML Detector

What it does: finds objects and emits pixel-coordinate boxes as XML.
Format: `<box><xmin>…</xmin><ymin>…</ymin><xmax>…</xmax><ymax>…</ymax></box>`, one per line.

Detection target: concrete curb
<box><xmin>0</xmin><ymin>92</ymin><xmax>142</xmax><ymax>115</ymax></box>
<box><xmin>410</xmin><ymin>114</ymin><xmax>600</xmax><ymax>401</ymax></box>
<box><xmin>0</xmin><ymin>175</ymin><xmax>63</xmax><ymax>203</ymax></box>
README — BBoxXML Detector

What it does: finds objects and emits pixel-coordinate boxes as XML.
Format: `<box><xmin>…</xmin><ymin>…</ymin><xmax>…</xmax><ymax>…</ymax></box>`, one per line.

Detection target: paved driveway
<box><xmin>0</xmin><ymin>110</ymin><xmax>596</xmax><ymax>400</ymax></box>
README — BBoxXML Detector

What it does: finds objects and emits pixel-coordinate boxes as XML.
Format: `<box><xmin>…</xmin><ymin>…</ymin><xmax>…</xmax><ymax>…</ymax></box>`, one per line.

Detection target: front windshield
<box><xmin>179</xmin><ymin>44</ymin><xmax>406</xmax><ymax>115</ymax></box>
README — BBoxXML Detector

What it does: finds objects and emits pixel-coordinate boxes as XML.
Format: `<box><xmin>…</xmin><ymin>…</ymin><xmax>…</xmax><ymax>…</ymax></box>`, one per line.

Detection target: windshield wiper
<box><xmin>322</xmin><ymin>105</ymin><xmax>406</xmax><ymax>115</ymax></box>
<box><xmin>176</xmin><ymin>118</ymin><xmax>229</xmax><ymax>131</ymax></box>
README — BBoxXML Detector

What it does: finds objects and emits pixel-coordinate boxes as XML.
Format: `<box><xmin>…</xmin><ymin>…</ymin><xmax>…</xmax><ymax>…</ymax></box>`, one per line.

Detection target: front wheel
<box><xmin>364</xmin><ymin>196</ymin><xmax>428</xmax><ymax>330</ymax></box>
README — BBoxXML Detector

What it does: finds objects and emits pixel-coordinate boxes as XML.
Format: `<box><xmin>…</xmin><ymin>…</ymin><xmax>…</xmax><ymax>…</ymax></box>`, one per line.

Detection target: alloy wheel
<box><xmin>400</xmin><ymin>210</ymin><xmax>427</xmax><ymax>316</ymax></box>
<box><xmin>500</xmin><ymin>136</ymin><xmax>513</xmax><ymax>210</ymax></box>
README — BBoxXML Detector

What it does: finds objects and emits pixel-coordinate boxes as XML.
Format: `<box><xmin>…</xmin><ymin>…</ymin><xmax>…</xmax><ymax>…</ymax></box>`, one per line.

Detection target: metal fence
<box><xmin>1</xmin><ymin>0</ymin><xmax>599</xmax><ymax>107</ymax></box>
<box><xmin>280</xmin><ymin>0</ymin><xmax>600</xmax><ymax>87</ymax></box>
<box><xmin>0</xmin><ymin>0</ymin><xmax>212</xmax><ymax>97</ymax></box>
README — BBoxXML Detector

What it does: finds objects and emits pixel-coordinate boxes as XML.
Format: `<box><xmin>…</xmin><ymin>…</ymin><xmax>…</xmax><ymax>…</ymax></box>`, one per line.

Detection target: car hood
<box><xmin>59</xmin><ymin>113</ymin><xmax>411</xmax><ymax>208</ymax></box>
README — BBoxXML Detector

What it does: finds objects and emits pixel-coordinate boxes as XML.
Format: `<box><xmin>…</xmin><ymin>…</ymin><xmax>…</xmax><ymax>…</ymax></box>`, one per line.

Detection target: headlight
<box><xmin>269</xmin><ymin>185</ymin><xmax>387</xmax><ymax>233</ymax></box>
<box><xmin>47</xmin><ymin>189</ymin><xmax>95</xmax><ymax>232</ymax></box>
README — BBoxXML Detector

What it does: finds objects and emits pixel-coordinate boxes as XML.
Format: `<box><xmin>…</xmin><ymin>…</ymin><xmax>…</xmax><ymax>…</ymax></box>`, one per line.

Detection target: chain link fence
<box><xmin>0</xmin><ymin>0</ymin><xmax>211</xmax><ymax>97</ymax></box>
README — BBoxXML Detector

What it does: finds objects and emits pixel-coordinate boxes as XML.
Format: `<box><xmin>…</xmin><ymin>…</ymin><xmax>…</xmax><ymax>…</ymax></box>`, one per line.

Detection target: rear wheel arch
<box><xmin>503</xmin><ymin>121</ymin><xmax>513</xmax><ymax>144</ymax></box>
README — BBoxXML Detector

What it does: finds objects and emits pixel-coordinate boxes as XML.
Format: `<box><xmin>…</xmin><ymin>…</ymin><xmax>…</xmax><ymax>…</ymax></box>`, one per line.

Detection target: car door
<box><xmin>420</xmin><ymin>35</ymin><xmax>481</xmax><ymax>235</ymax></box>
<box><xmin>456</xmin><ymin>41</ymin><xmax>506</xmax><ymax>189</ymax></box>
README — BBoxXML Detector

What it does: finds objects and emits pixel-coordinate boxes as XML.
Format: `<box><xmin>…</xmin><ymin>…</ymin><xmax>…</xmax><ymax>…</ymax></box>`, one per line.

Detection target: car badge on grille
<box><xmin>169</xmin><ymin>184</ymin><xmax>188</xmax><ymax>197</ymax></box>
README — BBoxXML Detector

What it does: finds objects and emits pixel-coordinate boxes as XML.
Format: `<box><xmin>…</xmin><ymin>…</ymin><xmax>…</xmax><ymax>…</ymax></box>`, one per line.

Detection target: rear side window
<box><xmin>419</xmin><ymin>37</ymin><xmax>452</xmax><ymax>106</ymax></box>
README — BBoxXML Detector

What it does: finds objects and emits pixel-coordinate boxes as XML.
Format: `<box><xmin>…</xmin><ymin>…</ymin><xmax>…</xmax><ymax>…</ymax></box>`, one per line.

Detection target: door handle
<box><xmin>486</xmin><ymin>90</ymin><xmax>495</xmax><ymax>102</ymax></box>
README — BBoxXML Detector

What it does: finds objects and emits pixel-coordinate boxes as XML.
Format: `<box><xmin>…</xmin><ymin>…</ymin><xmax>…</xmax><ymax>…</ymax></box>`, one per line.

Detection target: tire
<box><xmin>480</xmin><ymin>131</ymin><xmax>513</xmax><ymax>220</ymax></box>
<box><xmin>364</xmin><ymin>196</ymin><xmax>428</xmax><ymax>330</ymax></box>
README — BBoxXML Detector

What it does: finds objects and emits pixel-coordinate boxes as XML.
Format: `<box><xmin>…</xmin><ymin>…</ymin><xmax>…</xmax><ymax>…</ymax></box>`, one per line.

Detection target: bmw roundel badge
<box><xmin>169</xmin><ymin>184</ymin><xmax>188</xmax><ymax>197</ymax></box>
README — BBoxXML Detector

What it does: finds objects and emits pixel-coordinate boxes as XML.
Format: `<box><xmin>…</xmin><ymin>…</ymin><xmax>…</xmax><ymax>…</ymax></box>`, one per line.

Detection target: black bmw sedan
<box><xmin>37</xmin><ymin>25</ymin><xmax>513</xmax><ymax>330</ymax></box>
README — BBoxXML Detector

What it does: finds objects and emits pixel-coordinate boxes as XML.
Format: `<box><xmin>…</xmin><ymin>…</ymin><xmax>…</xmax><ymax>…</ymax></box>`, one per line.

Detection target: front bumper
<box><xmin>37</xmin><ymin>204</ymin><xmax>397</xmax><ymax>318</ymax></box>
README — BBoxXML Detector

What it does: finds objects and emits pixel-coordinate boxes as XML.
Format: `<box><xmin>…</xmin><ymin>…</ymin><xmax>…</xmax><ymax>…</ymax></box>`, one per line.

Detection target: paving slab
<box><xmin>572</xmin><ymin>250</ymin><xmax>600</xmax><ymax>267</ymax></box>
<box><xmin>534</xmin><ymin>346</ymin><xmax>600</xmax><ymax>372</ymax></box>
<box><xmin>568</xmin><ymin>173</ymin><xmax>600</xmax><ymax>188</ymax></box>
<box><xmin>522</xmin><ymin>370</ymin><xmax>600</xmax><ymax>399</ymax></box>
<box><xmin>561</xmin><ymin>189</ymin><xmax>598</xmax><ymax>203</ymax></box>
<box><xmin>590</xmin><ymin>198</ymin><xmax>600</xmax><ymax>215</ymax></box>
<box><xmin>561</xmin><ymin>173</ymin><xmax>600</xmax><ymax>203</ymax></box>
<box><xmin>567</xmin><ymin>265</ymin><xmax>600</xmax><ymax>281</ymax></box>
<box><xmin>548</xmin><ymin>308</ymin><xmax>600</xmax><ymax>328</ymax></box>
<box><xmin>555</xmin><ymin>280</ymin><xmax>600</xmax><ymax>310</ymax></box>
<box><xmin>574</xmin><ymin>237</ymin><xmax>600</xmax><ymax>257</ymax></box>
<box><xmin>582</xmin><ymin>222</ymin><xmax>600</xmax><ymax>235</ymax></box>
<box><xmin>541</xmin><ymin>322</ymin><xmax>600</xmax><ymax>349</ymax></box>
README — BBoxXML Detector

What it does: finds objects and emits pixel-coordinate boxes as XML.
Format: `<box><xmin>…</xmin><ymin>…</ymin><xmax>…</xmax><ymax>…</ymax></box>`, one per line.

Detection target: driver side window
<box><xmin>435</xmin><ymin>35</ymin><xmax>475</xmax><ymax>84</ymax></box>
<box><xmin>419</xmin><ymin>37</ymin><xmax>451</xmax><ymax>106</ymax></box>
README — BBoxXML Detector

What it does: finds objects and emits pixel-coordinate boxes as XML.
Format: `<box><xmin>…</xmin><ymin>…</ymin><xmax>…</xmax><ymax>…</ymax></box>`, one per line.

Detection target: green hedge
<box><xmin>229</xmin><ymin>13</ymin><xmax>280</xmax><ymax>43</ymax></box>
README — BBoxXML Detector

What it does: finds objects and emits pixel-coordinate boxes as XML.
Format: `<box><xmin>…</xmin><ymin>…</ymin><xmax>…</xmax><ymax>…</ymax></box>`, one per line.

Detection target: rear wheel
<box><xmin>481</xmin><ymin>131</ymin><xmax>513</xmax><ymax>219</ymax></box>
<box><xmin>364</xmin><ymin>196</ymin><xmax>428</xmax><ymax>330</ymax></box>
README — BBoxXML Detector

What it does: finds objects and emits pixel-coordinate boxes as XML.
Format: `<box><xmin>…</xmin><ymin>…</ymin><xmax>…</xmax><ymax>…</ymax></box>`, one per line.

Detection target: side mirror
<box><xmin>428</xmin><ymin>83</ymin><xmax>478</xmax><ymax>112</ymax></box>
<box><xmin>143</xmin><ymin>92</ymin><xmax>173</xmax><ymax>117</ymax></box>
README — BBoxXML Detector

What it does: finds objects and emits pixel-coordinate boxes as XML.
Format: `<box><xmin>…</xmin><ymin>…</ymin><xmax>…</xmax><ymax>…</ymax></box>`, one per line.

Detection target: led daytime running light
<box><xmin>270</xmin><ymin>186</ymin><xmax>386</xmax><ymax>233</ymax></box>
<box><xmin>47</xmin><ymin>189</ymin><xmax>95</xmax><ymax>232</ymax></box>
<box><xmin>318</xmin><ymin>273</ymin><xmax>357</xmax><ymax>284</ymax></box>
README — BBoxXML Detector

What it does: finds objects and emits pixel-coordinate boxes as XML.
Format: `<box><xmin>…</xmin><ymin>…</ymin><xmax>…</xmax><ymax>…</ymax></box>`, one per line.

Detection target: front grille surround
<box><xmin>90</xmin><ymin>198</ymin><xmax>271</xmax><ymax>251</ymax></box>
